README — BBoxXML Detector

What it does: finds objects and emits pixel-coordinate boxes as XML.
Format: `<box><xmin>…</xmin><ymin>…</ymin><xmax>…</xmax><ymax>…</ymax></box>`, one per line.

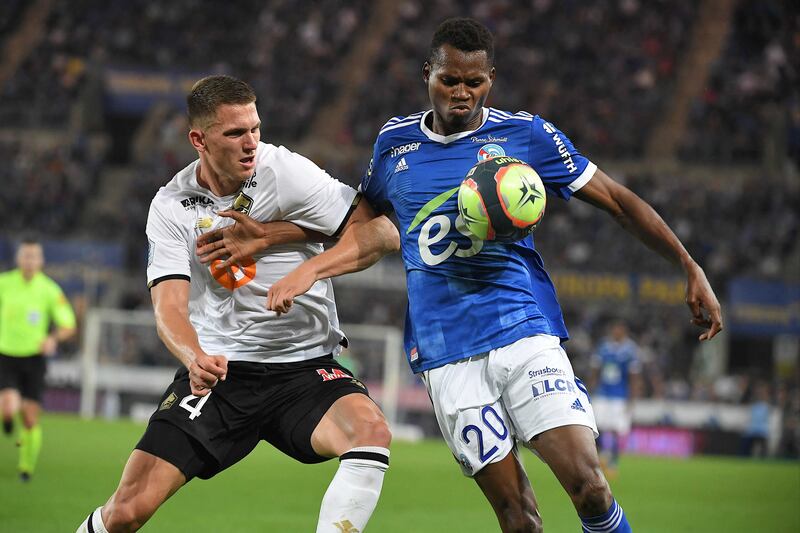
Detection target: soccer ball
<box><xmin>458</xmin><ymin>156</ymin><xmax>547</xmax><ymax>242</ymax></box>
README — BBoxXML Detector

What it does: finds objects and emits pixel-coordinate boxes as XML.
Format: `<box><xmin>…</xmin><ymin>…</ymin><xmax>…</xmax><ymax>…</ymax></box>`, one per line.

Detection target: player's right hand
<box><xmin>196</xmin><ymin>210</ymin><xmax>265</xmax><ymax>269</ymax></box>
<box><xmin>685</xmin><ymin>262</ymin><xmax>723</xmax><ymax>341</ymax></box>
<box><xmin>187</xmin><ymin>353</ymin><xmax>228</xmax><ymax>396</ymax></box>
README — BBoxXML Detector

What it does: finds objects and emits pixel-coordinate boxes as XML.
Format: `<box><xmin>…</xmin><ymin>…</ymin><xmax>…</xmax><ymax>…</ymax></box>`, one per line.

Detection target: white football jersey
<box><xmin>146</xmin><ymin>142</ymin><xmax>358</xmax><ymax>363</ymax></box>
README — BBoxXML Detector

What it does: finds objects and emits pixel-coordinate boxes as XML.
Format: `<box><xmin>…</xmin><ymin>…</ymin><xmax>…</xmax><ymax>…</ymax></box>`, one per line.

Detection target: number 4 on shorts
<box><xmin>179</xmin><ymin>392</ymin><xmax>211</xmax><ymax>420</ymax></box>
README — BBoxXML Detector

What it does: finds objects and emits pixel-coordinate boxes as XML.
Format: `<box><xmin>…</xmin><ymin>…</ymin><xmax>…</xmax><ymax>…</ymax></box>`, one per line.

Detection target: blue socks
<box><xmin>581</xmin><ymin>499</ymin><xmax>632</xmax><ymax>533</ymax></box>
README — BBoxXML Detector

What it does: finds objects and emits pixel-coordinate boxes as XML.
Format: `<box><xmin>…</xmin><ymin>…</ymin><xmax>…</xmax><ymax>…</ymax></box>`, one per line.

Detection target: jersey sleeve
<box><xmin>628</xmin><ymin>342</ymin><xmax>643</xmax><ymax>373</ymax></box>
<box><xmin>145</xmin><ymin>198</ymin><xmax>191</xmax><ymax>289</ymax></box>
<box><xmin>359</xmin><ymin>139</ymin><xmax>393</xmax><ymax>215</ymax></box>
<box><xmin>528</xmin><ymin>116</ymin><xmax>597</xmax><ymax>200</ymax></box>
<box><xmin>48</xmin><ymin>282</ymin><xmax>76</xmax><ymax>329</ymax></box>
<box><xmin>273</xmin><ymin>146</ymin><xmax>359</xmax><ymax>236</ymax></box>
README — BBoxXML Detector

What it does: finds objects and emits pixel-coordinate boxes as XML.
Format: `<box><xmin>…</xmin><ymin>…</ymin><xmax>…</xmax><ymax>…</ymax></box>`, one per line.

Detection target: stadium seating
<box><xmin>682</xmin><ymin>0</ymin><xmax>797</xmax><ymax>164</ymax></box>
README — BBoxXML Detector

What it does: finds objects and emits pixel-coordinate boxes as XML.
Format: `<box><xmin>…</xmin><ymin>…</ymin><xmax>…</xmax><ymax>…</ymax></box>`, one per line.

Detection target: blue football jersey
<box><xmin>592</xmin><ymin>338</ymin><xmax>641</xmax><ymax>399</ymax></box>
<box><xmin>360</xmin><ymin>108</ymin><xmax>597</xmax><ymax>373</ymax></box>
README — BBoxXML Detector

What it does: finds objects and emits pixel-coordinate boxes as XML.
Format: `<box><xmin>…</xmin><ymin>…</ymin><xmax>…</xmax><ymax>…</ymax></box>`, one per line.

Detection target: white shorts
<box><xmin>593</xmin><ymin>397</ymin><xmax>632</xmax><ymax>434</ymax></box>
<box><xmin>422</xmin><ymin>335</ymin><xmax>597</xmax><ymax>476</ymax></box>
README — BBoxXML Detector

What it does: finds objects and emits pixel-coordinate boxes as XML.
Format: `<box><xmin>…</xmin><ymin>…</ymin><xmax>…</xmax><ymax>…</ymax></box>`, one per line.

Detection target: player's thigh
<box><xmin>311</xmin><ymin>392</ymin><xmax>390</xmax><ymax>457</ymax></box>
<box><xmin>259</xmin><ymin>355</ymin><xmax>376</xmax><ymax>463</ymax></box>
<box><xmin>423</xmin><ymin>357</ymin><xmax>514</xmax><ymax>477</ymax></box>
<box><xmin>473</xmin><ymin>448</ymin><xmax>539</xmax><ymax>518</ymax></box>
<box><xmin>18</xmin><ymin>355</ymin><xmax>47</xmax><ymax>405</ymax></box>
<box><xmin>0</xmin><ymin>355</ymin><xmax>22</xmax><ymax>413</ymax></box>
<box><xmin>141</xmin><ymin>368</ymin><xmax>262</xmax><ymax>480</ymax></box>
<box><xmin>498</xmin><ymin>336</ymin><xmax>597</xmax><ymax>443</ymax></box>
<box><xmin>528</xmin><ymin>424</ymin><xmax>604</xmax><ymax>494</ymax></box>
<box><xmin>0</xmin><ymin>388</ymin><xmax>21</xmax><ymax>415</ymax></box>
<box><xmin>109</xmin><ymin>449</ymin><xmax>186</xmax><ymax>519</ymax></box>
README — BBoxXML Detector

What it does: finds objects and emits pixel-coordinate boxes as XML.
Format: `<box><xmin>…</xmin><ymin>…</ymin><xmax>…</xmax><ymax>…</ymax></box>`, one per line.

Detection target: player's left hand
<box><xmin>39</xmin><ymin>335</ymin><xmax>57</xmax><ymax>356</ymax></box>
<box><xmin>685</xmin><ymin>261</ymin><xmax>723</xmax><ymax>341</ymax></box>
<box><xmin>267</xmin><ymin>265</ymin><xmax>317</xmax><ymax>316</ymax></box>
<box><xmin>196</xmin><ymin>210</ymin><xmax>265</xmax><ymax>268</ymax></box>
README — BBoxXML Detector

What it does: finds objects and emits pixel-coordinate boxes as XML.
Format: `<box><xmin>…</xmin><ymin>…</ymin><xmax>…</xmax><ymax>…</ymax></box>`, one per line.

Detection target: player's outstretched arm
<box><xmin>196</xmin><ymin>211</ymin><xmax>330</xmax><ymax>269</ymax></box>
<box><xmin>151</xmin><ymin>279</ymin><xmax>227</xmax><ymax>396</ymax></box>
<box><xmin>268</xmin><ymin>200</ymin><xmax>400</xmax><ymax>314</ymax></box>
<box><xmin>573</xmin><ymin>169</ymin><xmax>723</xmax><ymax>341</ymax></box>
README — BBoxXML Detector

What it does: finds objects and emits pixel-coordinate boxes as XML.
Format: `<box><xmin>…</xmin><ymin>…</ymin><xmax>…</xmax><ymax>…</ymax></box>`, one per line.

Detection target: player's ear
<box><xmin>189</xmin><ymin>128</ymin><xmax>206</xmax><ymax>153</ymax></box>
<box><xmin>422</xmin><ymin>62</ymin><xmax>431</xmax><ymax>84</ymax></box>
<box><xmin>489</xmin><ymin>67</ymin><xmax>496</xmax><ymax>84</ymax></box>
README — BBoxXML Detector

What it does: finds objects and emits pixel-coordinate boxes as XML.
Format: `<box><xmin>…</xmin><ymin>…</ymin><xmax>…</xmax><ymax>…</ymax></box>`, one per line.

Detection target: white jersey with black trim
<box><xmin>146</xmin><ymin>142</ymin><xmax>358</xmax><ymax>363</ymax></box>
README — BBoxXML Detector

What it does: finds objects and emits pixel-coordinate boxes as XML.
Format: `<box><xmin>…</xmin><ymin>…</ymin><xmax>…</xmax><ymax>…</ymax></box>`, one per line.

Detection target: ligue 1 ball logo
<box><xmin>477</xmin><ymin>143</ymin><xmax>505</xmax><ymax>161</ymax></box>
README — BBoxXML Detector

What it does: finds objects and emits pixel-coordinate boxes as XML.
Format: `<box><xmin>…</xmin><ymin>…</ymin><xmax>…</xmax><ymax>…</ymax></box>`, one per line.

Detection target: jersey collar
<box><xmin>419</xmin><ymin>108</ymin><xmax>490</xmax><ymax>145</ymax></box>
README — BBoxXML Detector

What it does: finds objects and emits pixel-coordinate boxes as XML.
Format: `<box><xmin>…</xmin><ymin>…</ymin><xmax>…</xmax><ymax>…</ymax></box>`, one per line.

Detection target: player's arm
<box><xmin>41</xmin><ymin>286</ymin><xmax>77</xmax><ymax>356</ymax></box>
<box><xmin>195</xmin><ymin>214</ymin><xmax>330</xmax><ymax>268</ymax></box>
<box><xmin>573</xmin><ymin>169</ymin><xmax>722</xmax><ymax>340</ymax></box>
<box><xmin>267</xmin><ymin>199</ymin><xmax>400</xmax><ymax>314</ymax></box>
<box><xmin>150</xmin><ymin>279</ymin><xmax>227</xmax><ymax>396</ymax></box>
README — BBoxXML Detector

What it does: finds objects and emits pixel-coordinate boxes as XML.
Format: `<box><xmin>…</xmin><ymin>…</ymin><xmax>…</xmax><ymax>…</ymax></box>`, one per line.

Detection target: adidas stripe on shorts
<box><xmin>422</xmin><ymin>335</ymin><xmax>598</xmax><ymax>476</ymax></box>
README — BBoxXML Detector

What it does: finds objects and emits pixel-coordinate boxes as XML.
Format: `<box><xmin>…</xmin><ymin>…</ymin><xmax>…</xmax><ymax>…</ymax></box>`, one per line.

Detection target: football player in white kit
<box><xmin>76</xmin><ymin>75</ymin><xmax>399</xmax><ymax>533</ymax></box>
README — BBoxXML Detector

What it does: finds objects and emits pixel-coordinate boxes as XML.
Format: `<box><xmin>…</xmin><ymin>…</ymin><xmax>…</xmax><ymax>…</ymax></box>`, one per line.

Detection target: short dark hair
<box><xmin>429</xmin><ymin>18</ymin><xmax>494</xmax><ymax>66</ymax></box>
<box><xmin>187</xmin><ymin>75</ymin><xmax>256</xmax><ymax>129</ymax></box>
<box><xmin>19</xmin><ymin>236</ymin><xmax>40</xmax><ymax>247</ymax></box>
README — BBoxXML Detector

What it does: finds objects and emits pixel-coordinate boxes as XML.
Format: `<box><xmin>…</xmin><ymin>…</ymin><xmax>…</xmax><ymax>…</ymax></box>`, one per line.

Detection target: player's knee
<box><xmin>344</xmin><ymin>404</ymin><xmax>392</xmax><ymax>448</ymax></box>
<box><xmin>497</xmin><ymin>503</ymin><xmax>541</xmax><ymax>533</ymax></box>
<box><xmin>105</xmin><ymin>494</ymin><xmax>156</xmax><ymax>532</ymax></box>
<box><xmin>352</xmin><ymin>413</ymin><xmax>392</xmax><ymax>448</ymax></box>
<box><xmin>103</xmin><ymin>501</ymin><xmax>142</xmax><ymax>532</ymax></box>
<box><xmin>569</xmin><ymin>468</ymin><xmax>612</xmax><ymax>516</ymax></box>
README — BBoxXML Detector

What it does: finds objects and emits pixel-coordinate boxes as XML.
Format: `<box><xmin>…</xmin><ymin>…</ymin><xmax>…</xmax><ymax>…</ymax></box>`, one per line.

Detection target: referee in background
<box><xmin>0</xmin><ymin>238</ymin><xmax>76</xmax><ymax>481</ymax></box>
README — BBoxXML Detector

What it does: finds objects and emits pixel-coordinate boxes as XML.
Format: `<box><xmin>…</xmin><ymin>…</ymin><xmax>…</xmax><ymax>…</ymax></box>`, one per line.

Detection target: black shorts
<box><xmin>0</xmin><ymin>354</ymin><xmax>46</xmax><ymax>402</ymax></box>
<box><xmin>136</xmin><ymin>355</ymin><xmax>370</xmax><ymax>480</ymax></box>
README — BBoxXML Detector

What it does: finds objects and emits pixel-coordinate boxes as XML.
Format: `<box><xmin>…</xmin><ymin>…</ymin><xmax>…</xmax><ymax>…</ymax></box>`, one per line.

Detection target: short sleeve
<box><xmin>528</xmin><ymin>116</ymin><xmax>597</xmax><ymax>200</ymax></box>
<box><xmin>273</xmin><ymin>147</ymin><xmax>359</xmax><ymax>236</ymax></box>
<box><xmin>146</xmin><ymin>199</ymin><xmax>191</xmax><ymax>289</ymax></box>
<box><xmin>359</xmin><ymin>139</ymin><xmax>393</xmax><ymax>215</ymax></box>
<box><xmin>49</xmin><ymin>283</ymin><xmax>76</xmax><ymax>329</ymax></box>
<box><xmin>628</xmin><ymin>343</ymin><xmax>643</xmax><ymax>373</ymax></box>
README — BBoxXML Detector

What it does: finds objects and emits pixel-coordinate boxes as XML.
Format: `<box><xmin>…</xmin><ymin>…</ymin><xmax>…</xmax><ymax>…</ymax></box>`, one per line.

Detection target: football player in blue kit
<box><xmin>228</xmin><ymin>17</ymin><xmax>723</xmax><ymax>533</ymax></box>
<box><xmin>591</xmin><ymin>321</ymin><xmax>642</xmax><ymax>478</ymax></box>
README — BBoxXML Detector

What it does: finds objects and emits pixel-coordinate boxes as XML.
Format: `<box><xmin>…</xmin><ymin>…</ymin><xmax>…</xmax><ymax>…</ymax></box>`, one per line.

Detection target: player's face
<box><xmin>611</xmin><ymin>323</ymin><xmax>628</xmax><ymax>341</ymax></box>
<box><xmin>423</xmin><ymin>44</ymin><xmax>495</xmax><ymax>134</ymax></box>
<box><xmin>192</xmin><ymin>103</ymin><xmax>260</xmax><ymax>184</ymax></box>
<box><xmin>16</xmin><ymin>244</ymin><xmax>44</xmax><ymax>277</ymax></box>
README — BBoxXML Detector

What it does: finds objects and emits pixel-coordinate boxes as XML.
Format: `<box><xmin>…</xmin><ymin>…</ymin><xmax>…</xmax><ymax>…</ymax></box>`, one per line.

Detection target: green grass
<box><xmin>0</xmin><ymin>414</ymin><xmax>798</xmax><ymax>532</ymax></box>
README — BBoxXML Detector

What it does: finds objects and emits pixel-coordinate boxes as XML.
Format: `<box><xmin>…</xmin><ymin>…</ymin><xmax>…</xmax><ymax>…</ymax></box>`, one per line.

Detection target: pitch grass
<box><xmin>0</xmin><ymin>415</ymin><xmax>798</xmax><ymax>532</ymax></box>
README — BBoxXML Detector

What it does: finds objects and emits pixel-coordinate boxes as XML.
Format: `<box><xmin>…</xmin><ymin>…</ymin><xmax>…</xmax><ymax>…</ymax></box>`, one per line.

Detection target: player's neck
<box><xmin>196</xmin><ymin>161</ymin><xmax>241</xmax><ymax>197</ymax></box>
<box><xmin>429</xmin><ymin>111</ymin><xmax>483</xmax><ymax>137</ymax></box>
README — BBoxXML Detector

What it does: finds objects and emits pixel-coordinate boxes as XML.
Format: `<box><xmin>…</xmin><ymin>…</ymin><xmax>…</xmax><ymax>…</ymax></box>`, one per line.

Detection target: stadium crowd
<box><xmin>682</xmin><ymin>0</ymin><xmax>799</xmax><ymax>164</ymax></box>
<box><xmin>0</xmin><ymin>138</ymin><xmax>100</xmax><ymax>237</ymax></box>
<box><xmin>0</xmin><ymin>0</ymin><xmax>369</xmax><ymax>138</ymax></box>
<box><xmin>347</xmin><ymin>0</ymin><xmax>697</xmax><ymax>157</ymax></box>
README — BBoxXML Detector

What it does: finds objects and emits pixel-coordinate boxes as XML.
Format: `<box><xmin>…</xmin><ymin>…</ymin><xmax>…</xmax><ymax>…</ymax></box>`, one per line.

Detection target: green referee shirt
<box><xmin>0</xmin><ymin>269</ymin><xmax>76</xmax><ymax>357</ymax></box>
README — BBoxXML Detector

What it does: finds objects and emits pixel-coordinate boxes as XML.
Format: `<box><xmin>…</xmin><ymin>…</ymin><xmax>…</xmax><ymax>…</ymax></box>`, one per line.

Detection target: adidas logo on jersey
<box><xmin>394</xmin><ymin>157</ymin><xmax>409</xmax><ymax>173</ymax></box>
<box><xmin>570</xmin><ymin>398</ymin><xmax>586</xmax><ymax>412</ymax></box>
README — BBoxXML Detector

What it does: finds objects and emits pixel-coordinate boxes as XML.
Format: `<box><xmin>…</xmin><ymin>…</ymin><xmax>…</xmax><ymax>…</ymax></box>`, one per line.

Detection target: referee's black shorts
<box><xmin>136</xmin><ymin>354</ymin><xmax>371</xmax><ymax>480</ymax></box>
<box><xmin>0</xmin><ymin>353</ymin><xmax>46</xmax><ymax>402</ymax></box>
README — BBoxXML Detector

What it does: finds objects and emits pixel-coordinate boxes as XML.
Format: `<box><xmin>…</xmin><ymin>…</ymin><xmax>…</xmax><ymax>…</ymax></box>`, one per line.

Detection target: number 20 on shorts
<box><xmin>461</xmin><ymin>405</ymin><xmax>509</xmax><ymax>463</ymax></box>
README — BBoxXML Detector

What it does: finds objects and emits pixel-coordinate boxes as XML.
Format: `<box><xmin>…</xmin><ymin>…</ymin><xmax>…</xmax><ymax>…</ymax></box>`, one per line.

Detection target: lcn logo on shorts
<box><xmin>532</xmin><ymin>378</ymin><xmax>576</xmax><ymax>398</ymax></box>
<box><xmin>317</xmin><ymin>368</ymin><xmax>351</xmax><ymax>382</ymax></box>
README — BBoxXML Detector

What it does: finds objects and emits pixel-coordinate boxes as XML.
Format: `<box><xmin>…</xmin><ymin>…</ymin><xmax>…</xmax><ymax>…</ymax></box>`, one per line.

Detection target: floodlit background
<box><xmin>0</xmin><ymin>1</ymin><xmax>798</xmax><ymax>531</ymax></box>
